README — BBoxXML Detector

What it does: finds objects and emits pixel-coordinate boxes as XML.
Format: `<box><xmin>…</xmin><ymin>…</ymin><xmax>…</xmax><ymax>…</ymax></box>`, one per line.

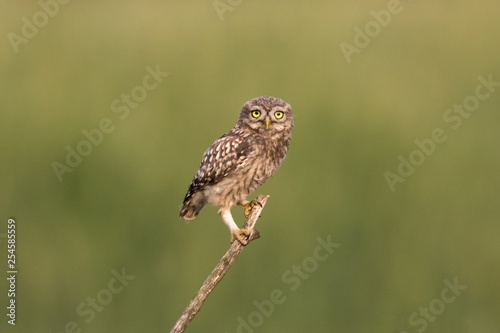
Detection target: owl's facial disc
<box><xmin>247</xmin><ymin>103</ymin><xmax>288</xmax><ymax>132</ymax></box>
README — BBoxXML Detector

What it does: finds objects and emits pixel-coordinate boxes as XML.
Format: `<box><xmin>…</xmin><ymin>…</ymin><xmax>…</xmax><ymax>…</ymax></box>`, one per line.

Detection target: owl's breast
<box><xmin>242</xmin><ymin>138</ymin><xmax>288</xmax><ymax>187</ymax></box>
<box><xmin>203</xmin><ymin>134</ymin><xmax>289</xmax><ymax>208</ymax></box>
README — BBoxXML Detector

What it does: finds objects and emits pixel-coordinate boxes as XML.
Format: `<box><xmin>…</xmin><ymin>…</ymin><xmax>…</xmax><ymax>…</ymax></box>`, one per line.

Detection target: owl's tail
<box><xmin>179</xmin><ymin>193</ymin><xmax>205</xmax><ymax>220</ymax></box>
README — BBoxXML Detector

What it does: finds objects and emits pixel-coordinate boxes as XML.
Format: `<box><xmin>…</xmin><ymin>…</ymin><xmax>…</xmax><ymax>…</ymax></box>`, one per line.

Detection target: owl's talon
<box><xmin>241</xmin><ymin>199</ymin><xmax>262</xmax><ymax>218</ymax></box>
<box><xmin>231</xmin><ymin>229</ymin><xmax>250</xmax><ymax>245</ymax></box>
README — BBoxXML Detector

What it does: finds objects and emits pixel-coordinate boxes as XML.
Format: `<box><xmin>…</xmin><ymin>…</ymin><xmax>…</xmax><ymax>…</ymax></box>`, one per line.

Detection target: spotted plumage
<box><xmin>180</xmin><ymin>96</ymin><xmax>294</xmax><ymax>245</ymax></box>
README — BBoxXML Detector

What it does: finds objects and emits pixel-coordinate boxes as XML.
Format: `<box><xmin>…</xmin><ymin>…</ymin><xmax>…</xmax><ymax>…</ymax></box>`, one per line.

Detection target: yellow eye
<box><xmin>251</xmin><ymin>110</ymin><xmax>261</xmax><ymax>118</ymax></box>
<box><xmin>274</xmin><ymin>111</ymin><xmax>284</xmax><ymax>119</ymax></box>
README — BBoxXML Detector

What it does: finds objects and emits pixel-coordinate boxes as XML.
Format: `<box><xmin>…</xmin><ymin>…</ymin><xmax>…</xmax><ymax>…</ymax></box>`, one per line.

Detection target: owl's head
<box><xmin>238</xmin><ymin>96</ymin><xmax>294</xmax><ymax>134</ymax></box>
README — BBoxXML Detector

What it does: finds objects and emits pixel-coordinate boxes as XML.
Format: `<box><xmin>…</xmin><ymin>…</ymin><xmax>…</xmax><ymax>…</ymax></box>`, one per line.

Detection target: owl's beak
<box><xmin>264</xmin><ymin>117</ymin><xmax>271</xmax><ymax>129</ymax></box>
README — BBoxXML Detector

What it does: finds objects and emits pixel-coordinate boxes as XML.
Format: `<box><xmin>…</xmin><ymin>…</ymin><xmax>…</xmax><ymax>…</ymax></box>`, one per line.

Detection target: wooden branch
<box><xmin>170</xmin><ymin>194</ymin><xmax>270</xmax><ymax>333</ymax></box>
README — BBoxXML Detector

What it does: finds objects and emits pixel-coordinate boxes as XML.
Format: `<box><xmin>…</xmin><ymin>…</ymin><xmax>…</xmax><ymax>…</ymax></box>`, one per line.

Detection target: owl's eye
<box><xmin>274</xmin><ymin>111</ymin><xmax>284</xmax><ymax>119</ymax></box>
<box><xmin>251</xmin><ymin>110</ymin><xmax>261</xmax><ymax>118</ymax></box>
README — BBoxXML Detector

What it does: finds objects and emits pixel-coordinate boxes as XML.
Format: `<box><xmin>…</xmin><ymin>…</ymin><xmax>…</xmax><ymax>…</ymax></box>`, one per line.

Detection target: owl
<box><xmin>180</xmin><ymin>96</ymin><xmax>294</xmax><ymax>245</ymax></box>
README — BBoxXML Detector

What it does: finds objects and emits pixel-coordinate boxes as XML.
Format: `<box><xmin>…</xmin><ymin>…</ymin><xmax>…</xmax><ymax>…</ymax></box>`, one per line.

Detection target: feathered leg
<box><xmin>219</xmin><ymin>208</ymin><xmax>249</xmax><ymax>245</ymax></box>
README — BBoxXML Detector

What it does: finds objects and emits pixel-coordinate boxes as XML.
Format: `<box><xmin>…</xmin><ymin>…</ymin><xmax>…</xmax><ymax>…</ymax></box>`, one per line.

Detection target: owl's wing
<box><xmin>184</xmin><ymin>133</ymin><xmax>252</xmax><ymax>199</ymax></box>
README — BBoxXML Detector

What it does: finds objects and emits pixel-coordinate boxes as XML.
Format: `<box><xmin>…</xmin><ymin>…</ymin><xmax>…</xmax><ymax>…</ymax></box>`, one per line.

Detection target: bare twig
<box><xmin>170</xmin><ymin>194</ymin><xmax>270</xmax><ymax>333</ymax></box>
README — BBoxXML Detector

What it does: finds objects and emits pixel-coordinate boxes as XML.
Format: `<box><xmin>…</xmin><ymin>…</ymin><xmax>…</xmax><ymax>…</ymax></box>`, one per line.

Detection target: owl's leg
<box><xmin>219</xmin><ymin>208</ymin><xmax>249</xmax><ymax>245</ymax></box>
<box><xmin>238</xmin><ymin>200</ymin><xmax>263</xmax><ymax>218</ymax></box>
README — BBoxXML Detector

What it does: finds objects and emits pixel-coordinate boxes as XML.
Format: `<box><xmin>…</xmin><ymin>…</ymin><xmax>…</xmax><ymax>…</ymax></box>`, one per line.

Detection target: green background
<box><xmin>1</xmin><ymin>1</ymin><xmax>499</xmax><ymax>332</ymax></box>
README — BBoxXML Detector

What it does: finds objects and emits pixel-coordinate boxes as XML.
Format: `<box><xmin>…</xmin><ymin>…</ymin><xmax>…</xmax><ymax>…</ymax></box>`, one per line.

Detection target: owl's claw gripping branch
<box><xmin>231</xmin><ymin>228</ymin><xmax>250</xmax><ymax>245</ymax></box>
<box><xmin>239</xmin><ymin>199</ymin><xmax>263</xmax><ymax>218</ymax></box>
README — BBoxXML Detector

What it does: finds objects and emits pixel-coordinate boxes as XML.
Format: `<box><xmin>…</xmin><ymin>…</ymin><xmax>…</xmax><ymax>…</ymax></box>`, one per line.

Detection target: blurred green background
<box><xmin>1</xmin><ymin>1</ymin><xmax>499</xmax><ymax>332</ymax></box>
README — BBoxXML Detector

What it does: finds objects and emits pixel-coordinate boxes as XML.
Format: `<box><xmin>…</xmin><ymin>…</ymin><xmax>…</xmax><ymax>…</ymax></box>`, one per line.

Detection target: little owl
<box><xmin>180</xmin><ymin>96</ymin><xmax>294</xmax><ymax>245</ymax></box>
